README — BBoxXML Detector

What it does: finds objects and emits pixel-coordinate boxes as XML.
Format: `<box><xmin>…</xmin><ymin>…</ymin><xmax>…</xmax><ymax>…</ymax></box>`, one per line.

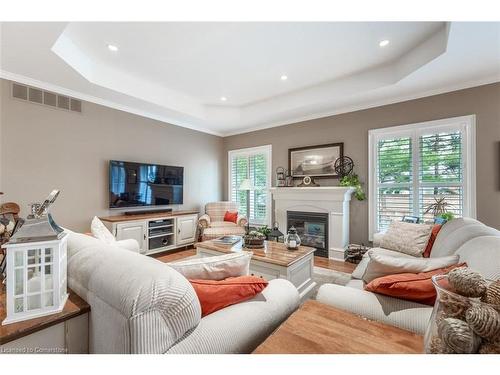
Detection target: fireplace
<box><xmin>287</xmin><ymin>211</ymin><xmax>329</xmax><ymax>258</ymax></box>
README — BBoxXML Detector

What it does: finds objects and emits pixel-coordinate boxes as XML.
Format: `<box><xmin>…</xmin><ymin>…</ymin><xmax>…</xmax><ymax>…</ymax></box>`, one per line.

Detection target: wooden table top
<box><xmin>100</xmin><ymin>209</ymin><xmax>199</xmax><ymax>223</ymax></box>
<box><xmin>0</xmin><ymin>287</ymin><xmax>90</xmax><ymax>345</ymax></box>
<box><xmin>196</xmin><ymin>240</ymin><xmax>315</xmax><ymax>267</ymax></box>
<box><xmin>253</xmin><ymin>300</ymin><xmax>424</xmax><ymax>354</ymax></box>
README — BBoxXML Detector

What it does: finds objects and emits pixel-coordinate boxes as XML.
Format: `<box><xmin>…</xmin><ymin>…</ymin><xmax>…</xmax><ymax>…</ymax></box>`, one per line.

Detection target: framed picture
<box><xmin>288</xmin><ymin>143</ymin><xmax>344</xmax><ymax>179</ymax></box>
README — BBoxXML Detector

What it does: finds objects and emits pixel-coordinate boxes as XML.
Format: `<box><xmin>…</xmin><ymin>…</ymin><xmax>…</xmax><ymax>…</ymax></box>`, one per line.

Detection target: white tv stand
<box><xmin>100</xmin><ymin>210</ymin><xmax>198</xmax><ymax>255</ymax></box>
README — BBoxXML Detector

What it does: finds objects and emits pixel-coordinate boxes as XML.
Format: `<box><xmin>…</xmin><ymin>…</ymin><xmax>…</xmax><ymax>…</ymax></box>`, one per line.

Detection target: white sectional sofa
<box><xmin>66</xmin><ymin>232</ymin><xmax>300</xmax><ymax>354</ymax></box>
<box><xmin>317</xmin><ymin>218</ymin><xmax>500</xmax><ymax>334</ymax></box>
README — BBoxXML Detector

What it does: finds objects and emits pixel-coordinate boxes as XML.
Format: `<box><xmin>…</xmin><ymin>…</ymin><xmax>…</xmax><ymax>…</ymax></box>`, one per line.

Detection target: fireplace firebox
<box><xmin>287</xmin><ymin>211</ymin><xmax>328</xmax><ymax>258</ymax></box>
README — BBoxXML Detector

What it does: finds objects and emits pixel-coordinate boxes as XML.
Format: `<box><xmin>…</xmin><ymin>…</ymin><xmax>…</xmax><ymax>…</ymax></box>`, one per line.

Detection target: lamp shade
<box><xmin>238</xmin><ymin>179</ymin><xmax>255</xmax><ymax>191</ymax></box>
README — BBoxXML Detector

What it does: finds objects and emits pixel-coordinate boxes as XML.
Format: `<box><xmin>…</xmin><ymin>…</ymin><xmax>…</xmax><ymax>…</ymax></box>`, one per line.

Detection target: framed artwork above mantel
<box><xmin>288</xmin><ymin>143</ymin><xmax>344</xmax><ymax>179</ymax></box>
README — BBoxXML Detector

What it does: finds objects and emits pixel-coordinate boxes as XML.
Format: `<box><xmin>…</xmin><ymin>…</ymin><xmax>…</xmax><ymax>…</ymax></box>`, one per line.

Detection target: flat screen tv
<box><xmin>109</xmin><ymin>160</ymin><xmax>183</xmax><ymax>209</ymax></box>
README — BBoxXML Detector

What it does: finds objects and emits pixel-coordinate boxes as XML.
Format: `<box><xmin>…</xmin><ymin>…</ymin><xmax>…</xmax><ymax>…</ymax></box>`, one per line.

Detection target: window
<box><xmin>368</xmin><ymin>115</ymin><xmax>476</xmax><ymax>239</ymax></box>
<box><xmin>228</xmin><ymin>145</ymin><xmax>272</xmax><ymax>226</ymax></box>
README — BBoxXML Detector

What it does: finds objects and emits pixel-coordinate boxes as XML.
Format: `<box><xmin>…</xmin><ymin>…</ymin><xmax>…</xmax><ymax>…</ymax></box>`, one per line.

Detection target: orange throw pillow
<box><xmin>223</xmin><ymin>211</ymin><xmax>238</xmax><ymax>224</ymax></box>
<box><xmin>189</xmin><ymin>276</ymin><xmax>268</xmax><ymax>316</ymax></box>
<box><xmin>365</xmin><ymin>262</ymin><xmax>466</xmax><ymax>306</ymax></box>
<box><xmin>423</xmin><ymin>224</ymin><xmax>442</xmax><ymax>258</ymax></box>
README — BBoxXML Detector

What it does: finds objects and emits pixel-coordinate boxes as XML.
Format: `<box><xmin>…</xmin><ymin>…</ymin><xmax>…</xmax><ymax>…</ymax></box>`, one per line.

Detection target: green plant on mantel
<box><xmin>340</xmin><ymin>173</ymin><xmax>366</xmax><ymax>201</ymax></box>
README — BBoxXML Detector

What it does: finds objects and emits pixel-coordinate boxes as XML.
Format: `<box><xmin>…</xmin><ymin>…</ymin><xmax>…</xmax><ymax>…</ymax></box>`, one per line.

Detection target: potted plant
<box><xmin>424</xmin><ymin>196</ymin><xmax>455</xmax><ymax>223</ymax></box>
<box><xmin>257</xmin><ymin>225</ymin><xmax>271</xmax><ymax>239</ymax></box>
<box><xmin>339</xmin><ymin>173</ymin><xmax>366</xmax><ymax>201</ymax></box>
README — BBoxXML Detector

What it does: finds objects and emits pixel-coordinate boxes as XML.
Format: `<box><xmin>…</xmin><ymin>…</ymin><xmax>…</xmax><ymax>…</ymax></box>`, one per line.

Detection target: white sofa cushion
<box><xmin>316</xmin><ymin>283</ymin><xmax>432</xmax><ymax>334</ymax></box>
<box><xmin>362</xmin><ymin>251</ymin><xmax>459</xmax><ymax>283</ymax></box>
<box><xmin>166</xmin><ymin>279</ymin><xmax>300</xmax><ymax>354</ymax></box>
<box><xmin>430</xmin><ymin>217</ymin><xmax>479</xmax><ymax>257</ymax></box>
<box><xmin>380</xmin><ymin>221</ymin><xmax>433</xmax><ymax>257</ymax></box>
<box><xmin>456</xmin><ymin>236</ymin><xmax>500</xmax><ymax>281</ymax></box>
<box><xmin>91</xmin><ymin>216</ymin><xmax>116</xmax><ymax>244</ymax></box>
<box><xmin>67</xmin><ymin>232</ymin><xmax>201</xmax><ymax>354</ymax></box>
<box><xmin>351</xmin><ymin>247</ymin><xmax>414</xmax><ymax>280</ymax></box>
<box><xmin>167</xmin><ymin>252</ymin><xmax>252</xmax><ymax>280</ymax></box>
<box><xmin>431</xmin><ymin>223</ymin><xmax>499</xmax><ymax>258</ymax></box>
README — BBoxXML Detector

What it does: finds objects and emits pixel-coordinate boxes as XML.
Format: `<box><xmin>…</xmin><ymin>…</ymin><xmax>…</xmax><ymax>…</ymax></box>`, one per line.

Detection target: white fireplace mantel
<box><xmin>269</xmin><ymin>186</ymin><xmax>355</xmax><ymax>260</ymax></box>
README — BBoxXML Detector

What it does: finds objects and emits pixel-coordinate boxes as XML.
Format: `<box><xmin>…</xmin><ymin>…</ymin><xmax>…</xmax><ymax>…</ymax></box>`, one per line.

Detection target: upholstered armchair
<box><xmin>198</xmin><ymin>201</ymin><xmax>248</xmax><ymax>240</ymax></box>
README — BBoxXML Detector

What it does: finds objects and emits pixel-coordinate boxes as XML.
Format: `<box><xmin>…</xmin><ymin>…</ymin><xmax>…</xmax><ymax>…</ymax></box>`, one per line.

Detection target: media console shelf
<box><xmin>100</xmin><ymin>210</ymin><xmax>198</xmax><ymax>255</ymax></box>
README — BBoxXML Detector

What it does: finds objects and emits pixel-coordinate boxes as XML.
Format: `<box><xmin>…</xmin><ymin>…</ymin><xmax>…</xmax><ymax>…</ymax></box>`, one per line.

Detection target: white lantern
<box><xmin>2</xmin><ymin>235</ymin><xmax>68</xmax><ymax>324</ymax></box>
<box><xmin>1</xmin><ymin>190</ymin><xmax>68</xmax><ymax>325</ymax></box>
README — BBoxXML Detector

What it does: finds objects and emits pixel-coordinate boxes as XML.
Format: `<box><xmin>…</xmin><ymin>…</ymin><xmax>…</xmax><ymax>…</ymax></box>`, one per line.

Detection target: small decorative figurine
<box><xmin>276</xmin><ymin>167</ymin><xmax>286</xmax><ymax>187</ymax></box>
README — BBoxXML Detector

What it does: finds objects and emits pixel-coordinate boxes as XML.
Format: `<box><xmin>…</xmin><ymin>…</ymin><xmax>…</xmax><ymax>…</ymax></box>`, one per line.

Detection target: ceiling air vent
<box><xmin>28</xmin><ymin>87</ymin><xmax>43</xmax><ymax>104</ymax></box>
<box><xmin>70</xmin><ymin>98</ymin><xmax>82</xmax><ymax>113</ymax></box>
<box><xmin>57</xmin><ymin>95</ymin><xmax>70</xmax><ymax>110</ymax></box>
<box><xmin>11</xmin><ymin>82</ymin><xmax>83</xmax><ymax>114</ymax></box>
<box><xmin>12</xmin><ymin>83</ymin><xmax>28</xmax><ymax>100</ymax></box>
<box><xmin>43</xmin><ymin>91</ymin><xmax>57</xmax><ymax>107</ymax></box>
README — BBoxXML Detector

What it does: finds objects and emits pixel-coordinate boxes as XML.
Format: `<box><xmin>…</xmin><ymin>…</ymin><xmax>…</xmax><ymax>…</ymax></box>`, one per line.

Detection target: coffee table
<box><xmin>253</xmin><ymin>300</ymin><xmax>424</xmax><ymax>354</ymax></box>
<box><xmin>195</xmin><ymin>240</ymin><xmax>316</xmax><ymax>300</ymax></box>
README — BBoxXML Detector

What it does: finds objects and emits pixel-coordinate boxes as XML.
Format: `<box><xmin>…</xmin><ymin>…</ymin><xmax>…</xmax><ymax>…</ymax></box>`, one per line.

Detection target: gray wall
<box><xmin>0</xmin><ymin>79</ymin><xmax>224</xmax><ymax>232</ymax></box>
<box><xmin>223</xmin><ymin>83</ymin><xmax>500</xmax><ymax>244</ymax></box>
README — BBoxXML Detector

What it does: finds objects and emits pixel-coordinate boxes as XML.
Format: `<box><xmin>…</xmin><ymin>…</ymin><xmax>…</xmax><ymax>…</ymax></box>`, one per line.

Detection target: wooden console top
<box><xmin>99</xmin><ymin>209</ymin><xmax>199</xmax><ymax>223</ymax></box>
<box><xmin>0</xmin><ymin>287</ymin><xmax>90</xmax><ymax>345</ymax></box>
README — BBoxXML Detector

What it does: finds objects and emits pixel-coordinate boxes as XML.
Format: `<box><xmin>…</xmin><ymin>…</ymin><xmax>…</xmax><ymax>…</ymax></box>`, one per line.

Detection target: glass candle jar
<box><xmin>424</xmin><ymin>274</ymin><xmax>500</xmax><ymax>354</ymax></box>
<box><xmin>284</xmin><ymin>226</ymin><xmax>301</xmax><ymax>250</ymax></box>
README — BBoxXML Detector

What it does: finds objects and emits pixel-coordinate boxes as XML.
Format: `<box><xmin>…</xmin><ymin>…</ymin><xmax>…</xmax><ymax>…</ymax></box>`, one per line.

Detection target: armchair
<box><xmin>198</xmin><ymin>201</ymin><xmax>248</xmax><ymax>241</ymax></box>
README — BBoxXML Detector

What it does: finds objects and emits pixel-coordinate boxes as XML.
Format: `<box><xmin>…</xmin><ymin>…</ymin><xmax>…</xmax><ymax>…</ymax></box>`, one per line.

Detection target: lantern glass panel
<box><xmin>44</xmin><ymin>248</ymin><xmax>53</xmax><ymax>263</ymax></box>
<box><xmin>15</xmin><ymin>297</ymin><xmax>24</xmax><ymax>313</ymax></box>
<box><xmin>15</xmin><ymin>268</ymin><xmax>24</xmax><ymax>295</ymax></box>
<box><xmin>28</xmin><ymin>294</ymin><xmax>41</xmax><ymax>310</ymax></box>
<box><xmin>27</xmin><ymin>266</ymin><xmax>41</xmax><ymax>293</ymax></box>
<box><xmin>43</xmin><ymin>292</ymin><xmax>53</xmax><ymax>307</ymax></box>
<box><xmin>14</xmin><ymin>251</ymin><xmax>24</xmax><ymax>267</ymax></box>
<box><xmin>45</xmin><ymin>264</ymin><xmax>53</xmax><ymax>290</ymax></box>
<box><xmin>27</xmin><ymin>249</ymin><xmax>41</xmax><ymax>265</ymax></box>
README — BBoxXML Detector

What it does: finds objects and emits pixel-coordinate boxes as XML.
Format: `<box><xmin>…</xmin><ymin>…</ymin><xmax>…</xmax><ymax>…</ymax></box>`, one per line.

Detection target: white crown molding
<box><xmin>222</xmin><ymin>74</ymin><xmax>500</xmax><ymax>137</ymax></box>
<box><xmin>0</xmin><ymin>70</ymin><xmax>224</xmax><ymax>137</ymax></box>
<box><xmin>2</xmin><ymin>70</ymin><xmax>498</xmax><ymax>139</ymax></box>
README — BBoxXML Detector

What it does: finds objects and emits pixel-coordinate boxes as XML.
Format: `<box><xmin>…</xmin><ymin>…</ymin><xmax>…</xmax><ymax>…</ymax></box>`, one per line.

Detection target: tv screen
<box><xmin>109</xmin><ymin>160</ymin><xmax>183</xmax><ymax>209</ymax></box>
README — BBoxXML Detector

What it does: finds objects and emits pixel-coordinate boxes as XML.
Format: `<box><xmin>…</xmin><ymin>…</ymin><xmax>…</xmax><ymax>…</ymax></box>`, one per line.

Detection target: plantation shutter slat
<box><xmin>375</xmin><ymin>128</ymin><xmax>465</xmax><ymax>232</ymax></box>
<box><xmin>376</xmin><ymin>137</ymin><xmax>413</xmax><ymax>231</ymax></box>
<box><xmin>229</xmin><ymin>148</ymin><xmax>269</xmax><ymax>225</ymax></box>
<box><xmin>419</xmin><ymin>131</ymin><xmax>463</xmax><ymax>222</ymax></box>
<box><xmin>230</xmin><ymin>155</ymin><xmax>249</xmax><ymax>217</ymax></box>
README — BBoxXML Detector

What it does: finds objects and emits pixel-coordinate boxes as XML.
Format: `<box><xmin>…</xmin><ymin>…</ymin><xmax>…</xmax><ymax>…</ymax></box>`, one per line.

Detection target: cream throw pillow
<box><xmin>362</xmin><ymin>250</ymin><xmax>459</xmax><ymax>283</ymax></box>
<box><xmin>90</xmin><ymin>216</ymin><xmax>116</xmax><ymax>244</ymax></box>
<box><xmin>380</xmin><ymin>221</ymin><xmax>433</xmax><ymax>257</ymax></box>
<box><xmin>167</xmin><ymin>252</ymin><xmax>252</xmax><ymax>280</ymax></box>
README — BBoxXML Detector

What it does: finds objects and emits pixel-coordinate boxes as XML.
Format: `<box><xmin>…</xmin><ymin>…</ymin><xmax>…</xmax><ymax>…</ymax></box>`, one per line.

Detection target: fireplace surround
<box><xmin>270</xmin><ymin>187</ymin><xmax>355</xmax><ymax>260</ymax></box>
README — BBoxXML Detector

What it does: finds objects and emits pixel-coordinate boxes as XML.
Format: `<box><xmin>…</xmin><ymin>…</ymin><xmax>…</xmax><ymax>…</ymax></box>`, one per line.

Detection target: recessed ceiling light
<box><xmin>280</xmin><ymin>75</ymin><xmax>288</xmax><ymax>81</ymax></box>
<box><xmin>379</xmin><ymin>40</ymin><xmax>390</xmax><ymax>47</ymax></box>
<box><xmin>107</xmin><ymin>44</ymin><xmax>119</xmax><ymax>52</ymax></box>
<box><xmin>220</xmin><ymin>96</ymin><xmax>227</xmax><ymax>102</ymax></box>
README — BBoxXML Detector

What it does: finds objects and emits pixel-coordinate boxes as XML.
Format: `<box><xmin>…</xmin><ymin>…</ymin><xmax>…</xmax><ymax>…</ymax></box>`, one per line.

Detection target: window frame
<box><xmin>228</xmin><ymin>144</ymin><xmax>272</xmax><ymax>226</ymax></box>
<box><xmin>368</xmin><ymin>115</ymin><xmax>476</xmax><ymax>240</ymax></box>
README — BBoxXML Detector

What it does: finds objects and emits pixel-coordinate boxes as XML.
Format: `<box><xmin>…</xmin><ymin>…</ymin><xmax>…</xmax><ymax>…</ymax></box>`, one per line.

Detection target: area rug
<box><xmin>310</xmin><ymin>266</ymin><xmax>351</xmax><ymax>299</ymax></box>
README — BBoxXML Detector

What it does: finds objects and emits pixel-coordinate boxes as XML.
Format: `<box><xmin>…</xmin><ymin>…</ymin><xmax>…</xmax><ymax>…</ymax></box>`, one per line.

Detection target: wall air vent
<box><xmin>11</xmin><ymin>82</ymin><xmax>82</xmax><ymax>114</ymax></box>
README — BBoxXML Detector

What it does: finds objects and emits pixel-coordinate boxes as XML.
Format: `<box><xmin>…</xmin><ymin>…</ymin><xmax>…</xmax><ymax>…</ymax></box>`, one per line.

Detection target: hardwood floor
<box><xmin>153</xmin><ymin>246</ymin><xmax>355</xmax><ymax>274</ymax></box>
<box><xmin>314</xmin><ymin>256</ymin><xmax>356</xmax><ymax>273</ymax></box>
